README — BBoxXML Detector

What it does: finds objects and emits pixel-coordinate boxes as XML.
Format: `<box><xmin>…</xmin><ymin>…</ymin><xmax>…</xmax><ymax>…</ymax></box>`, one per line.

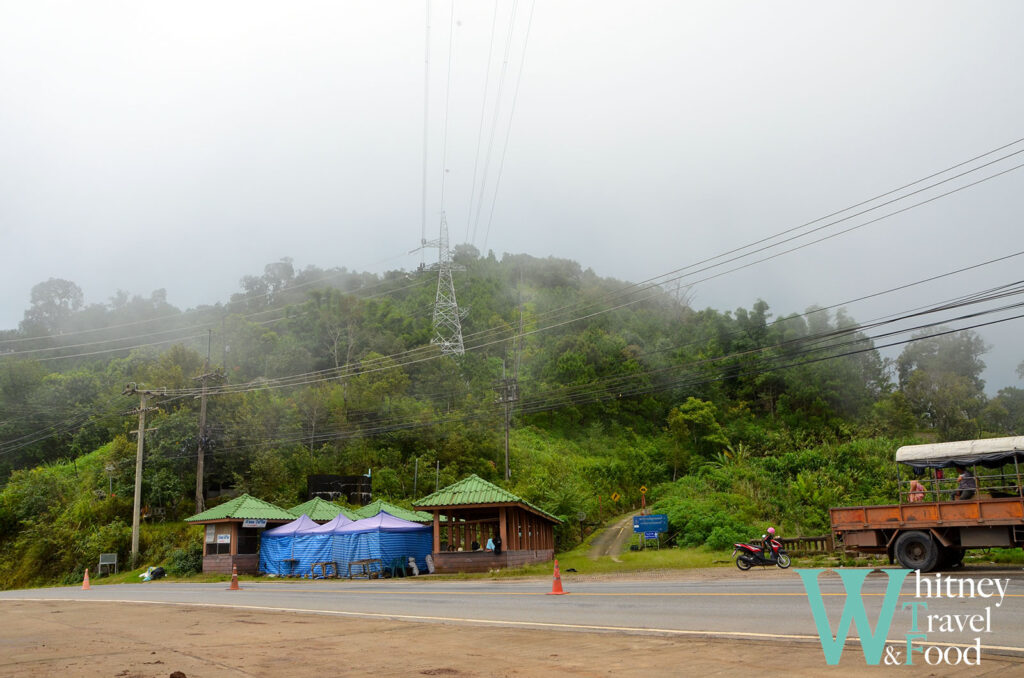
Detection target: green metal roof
<box><xmin>414</xmin><ymin>474</ymin><xmax>561</xmax><ymax>523</ymax></box>
<box><xmin>185</xmin><ymin>493</ymin><xmax>295</xmax><ymax>522</ymax></box>
<box><xmin>288</xmin><ymin>497</ymin><xmax>359</xmax><ymax>522</ymax></box>
<box><xmin>354</xmin><ymin>499</ymin><xmax>434</xmax><ymax>523</ymax></box>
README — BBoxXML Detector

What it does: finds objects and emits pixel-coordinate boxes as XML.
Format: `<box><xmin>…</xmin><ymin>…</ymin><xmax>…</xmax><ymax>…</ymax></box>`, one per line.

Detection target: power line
<box><xmin>482</xmin><ymin>0</ymin><xmax>535</xmax><ymax>254</ymax></box>
<box><xmin>464</xmin><ymin>0</ymin><xmax>502</xmax><ymax>243</ymax></box>
<box><xmin>470</xmin><ymin>0</ymin><xmax>520</xmax><ymax>247</ymax></box>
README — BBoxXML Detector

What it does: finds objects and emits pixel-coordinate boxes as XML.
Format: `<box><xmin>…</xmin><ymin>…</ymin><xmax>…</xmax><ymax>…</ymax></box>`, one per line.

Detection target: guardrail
<box><xmin>779</xmin><ymin>535</ymin><xmax>832</xmax><ymax>555</ymax></box>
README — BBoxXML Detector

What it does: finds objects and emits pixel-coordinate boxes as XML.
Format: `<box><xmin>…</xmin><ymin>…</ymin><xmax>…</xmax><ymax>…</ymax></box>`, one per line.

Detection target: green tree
<box><xmin>897</xmin><ymin>329</ymin><xmax>989</xmax><ymax>439</ymax></box>
<box><xmin>666</xmin><ymin>397</ymin><xmax>729</xmax><ymax>479</ymax></box>
<box><xmin>20</xmin><ymin>278</ymin><xmax>84</xmax><ymax>334</ymax></box>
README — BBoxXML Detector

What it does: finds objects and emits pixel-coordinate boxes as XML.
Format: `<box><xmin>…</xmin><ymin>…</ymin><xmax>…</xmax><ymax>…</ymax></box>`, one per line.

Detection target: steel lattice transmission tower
<box><xmin>416</xmin><ymin>212</ymin><xmax>466</xmax><ymax>356</ymax></box>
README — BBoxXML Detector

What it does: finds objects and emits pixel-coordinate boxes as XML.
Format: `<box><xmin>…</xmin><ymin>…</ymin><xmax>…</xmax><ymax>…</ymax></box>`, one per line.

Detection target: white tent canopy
<box><xmin>896</xmin><ymin>437</ymin><xmax>1024</xmax><ymax>469</ymax></box>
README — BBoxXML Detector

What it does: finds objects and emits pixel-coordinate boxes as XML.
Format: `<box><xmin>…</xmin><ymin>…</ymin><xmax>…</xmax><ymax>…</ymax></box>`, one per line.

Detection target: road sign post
<box><xmin>632</xmin><ymin>514</ymin><xmax>668</xmax><ymax>533</ymax></box>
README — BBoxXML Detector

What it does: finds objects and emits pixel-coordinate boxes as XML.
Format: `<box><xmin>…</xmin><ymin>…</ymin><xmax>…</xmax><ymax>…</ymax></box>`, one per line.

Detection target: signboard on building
<box><xmin>217</xmin><ymin>533</ymin><xmax>231</xmax><ymax>544</ymax></box>
<box><xmin>242</xmin><ymin>519</ymin><xmax>267</xmax><ymax>528</ymax></box>
<box><xmin>632</xmin><ymin>514</ymin><xmax>668</xmax><ymax>533</ymax></box>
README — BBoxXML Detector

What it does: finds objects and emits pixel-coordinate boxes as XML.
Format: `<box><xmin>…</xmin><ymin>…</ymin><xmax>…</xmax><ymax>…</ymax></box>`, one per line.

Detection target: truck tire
<box><xmin>894</xmin><ymin>531</ymin><xmax>940</xmax><ymax>572</ymax></box>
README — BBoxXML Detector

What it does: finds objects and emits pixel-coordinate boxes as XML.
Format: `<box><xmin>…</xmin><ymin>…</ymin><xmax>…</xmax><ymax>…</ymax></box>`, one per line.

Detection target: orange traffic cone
<box><xmin>81</xmin><ymin>568</ymin><xmax>91</xmax><ymax>590</ymax></box>
<box><xmin>228</xmin><ymin>565</ymin><xmax>241</xmax><ymax>590</ymax></box>
<box><xmin>546</xmin><ymin>559</ymin><xmax>568</xmax><ymax>595</ymax></box>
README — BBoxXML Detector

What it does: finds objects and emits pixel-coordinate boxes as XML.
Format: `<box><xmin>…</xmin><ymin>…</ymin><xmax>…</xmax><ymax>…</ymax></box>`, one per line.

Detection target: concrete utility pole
<box><xmin>123</xmin><ymin>384</ymin><xmax>161</xmax><ymax>568</ymax></box>
<box><xmin>192</xmin><ymin>361</ymin><xmax>224</xmax><ymax>513</ymax></box>
<box><xmin>495</xmin><ymin>276</ymin><xmax>524</xmax><ymax>481</ymax></box>
<box><xmin>496</xmin><ymin>361</ymin><xmax>519</xmax><ymax>481</ymax></box>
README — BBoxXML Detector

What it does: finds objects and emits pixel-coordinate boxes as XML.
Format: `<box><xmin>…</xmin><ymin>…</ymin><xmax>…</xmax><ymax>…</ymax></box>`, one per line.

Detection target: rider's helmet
<box><xmin>767</xmin><ymin>526</ymin><xmax>776</xmax><ymax>536</ymax></box>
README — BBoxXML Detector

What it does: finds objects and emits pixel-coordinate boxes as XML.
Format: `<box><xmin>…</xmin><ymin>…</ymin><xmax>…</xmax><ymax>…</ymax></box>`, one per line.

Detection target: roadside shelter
<box><xmin>185</xmin><ymin>494</ymin><xmax>295</xmax><ymax>575</ymax></box>
<box><xmin>413</xmin><ymin>475</ymin><xmax>561</xmax><ymax>573</ymax></box>
<box><xmin>354</xmin><ymin>499</ymin><xmax>434</xmax><ymax>524</ymax></box>
<box><xmin>296</xmin><ymin>511</ymin><xmax>357</xmax><ymax>575</ymax></box>
<box><xmin>258</xmin><ymin>514</ymin><xmax>319</xmax><ymax>576</ymax></box>
<box><xmin>333</xmin><ymin>511</ymin><xmax>433</xmax><ymax>573</ymax></box>
<box><xmin>289</xmin><ymin>497</ymin><xmax>360</xmax><ymax>522</ymax></box>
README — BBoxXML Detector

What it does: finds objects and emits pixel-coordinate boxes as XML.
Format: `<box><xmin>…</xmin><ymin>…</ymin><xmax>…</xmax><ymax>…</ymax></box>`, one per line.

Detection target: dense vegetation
<box><xmin>1</xmin><ymin>250</ymin><xmax>1022</xmax><ymax>588</ymax></box>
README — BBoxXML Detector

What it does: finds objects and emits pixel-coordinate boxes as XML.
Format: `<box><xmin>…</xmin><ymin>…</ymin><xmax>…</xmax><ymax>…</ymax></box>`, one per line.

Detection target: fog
<box><xmin>1</xmin><ymin>1</ymin><xmax>1022</xmax><ymax>391</ymax></box>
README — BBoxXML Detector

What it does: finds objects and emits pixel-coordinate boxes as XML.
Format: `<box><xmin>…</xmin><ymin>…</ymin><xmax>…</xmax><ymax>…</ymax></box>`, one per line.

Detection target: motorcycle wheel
<box><xmin>776</xmin><ymin>554</ymin><xmax>792</xmax><ymax>569</ymax></box>
<box><xmin>736</xmin><ymin>555</ymin><xmax>752</xmax><ymax>571</ymax></box>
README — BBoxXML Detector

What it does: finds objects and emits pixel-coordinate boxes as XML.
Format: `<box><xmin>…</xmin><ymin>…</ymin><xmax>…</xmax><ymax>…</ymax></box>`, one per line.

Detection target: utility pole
<box><xmin>495</xmin><ymin>361</ymin><xmax>519</xmax><ymax>481</ymax></box>
<box><xmin>122</xmin><ymin>383</ymin><xmax>161</xmax><ymax>568</ymax></box>
<box><xmin>494</xmin><ymin>272</ymin><xmax>523</xmax><ymax>481</ymax></box>
<box><xmin>193</xmin><ymin>333</ymin><xmax>224</xmax><ymax>513</ymax></box>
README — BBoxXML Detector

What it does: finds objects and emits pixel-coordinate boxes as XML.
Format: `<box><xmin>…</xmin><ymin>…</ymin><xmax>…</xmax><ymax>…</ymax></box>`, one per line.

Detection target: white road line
<box><xmin>4</xmin><ymin>597</ymin><xmax>1024</xmax><ymax>655</ymax></box>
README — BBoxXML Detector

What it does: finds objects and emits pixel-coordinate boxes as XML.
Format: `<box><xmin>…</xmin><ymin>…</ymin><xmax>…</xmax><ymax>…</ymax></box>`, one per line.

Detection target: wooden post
<box><xmin>499</xmin><ymin>507</ymin><xmax>508</xmax><ymax>549</ymax></box>
<box><xmin>433</xmin><ymin>510</ymin><xmax>440</xmax><ymax>553</ymax></box>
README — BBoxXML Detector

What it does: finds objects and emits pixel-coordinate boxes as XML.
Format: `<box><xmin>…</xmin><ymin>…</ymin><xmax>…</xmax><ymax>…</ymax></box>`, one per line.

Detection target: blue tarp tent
<box><xmin>334</xmin><ymin>511</ymin><xmax>432</xmax><ymax>574</ymax></box>
<box><xmin>258</xmin><ymin>514</ymin><xmax>318</xmax><ymax>575</ymax></box>
<box><xmin>296</xmin><ymin>512</ymin><xmax>355</xmax><ymax>577</ymax></box>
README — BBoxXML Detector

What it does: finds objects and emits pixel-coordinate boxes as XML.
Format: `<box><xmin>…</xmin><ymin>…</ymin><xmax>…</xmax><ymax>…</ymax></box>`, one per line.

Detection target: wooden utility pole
<box><xmin>123</xmin><ymin>384</ymin><xmax>161</xmax><ymax>568</ymax></box>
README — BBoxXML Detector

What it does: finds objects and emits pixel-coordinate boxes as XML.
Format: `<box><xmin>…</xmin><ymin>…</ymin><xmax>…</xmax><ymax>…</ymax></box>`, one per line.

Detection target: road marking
<box><xmin>182</xmin><ymin>588</ymin><xmax>1024</xmax><ymax>598</ymax></box>
<box><xmin>5</xmin><ymin>597</ymin><xmax>1023</xmax><ymax>655</ymax></box>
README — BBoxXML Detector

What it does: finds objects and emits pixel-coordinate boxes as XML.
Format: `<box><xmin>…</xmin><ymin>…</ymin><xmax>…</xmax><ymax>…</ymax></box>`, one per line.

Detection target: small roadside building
<box><xmin>185</xmin><ymin>494</ymin><xmax>296</xmax><ymax>575</ymax></box>
<box><xmin>354</xmin><ymin>499</ymin><xmax>435</xmax><ymax>524</ymax></box>
<box><xmin>413</xmin><ymin>475</ymin><xmax>561</xmax><ymax>573</ymax></box>
<box><xmin>289</xmin><ymin>497</ymin><xmax>360</xmax><ymax>523</ymax></box>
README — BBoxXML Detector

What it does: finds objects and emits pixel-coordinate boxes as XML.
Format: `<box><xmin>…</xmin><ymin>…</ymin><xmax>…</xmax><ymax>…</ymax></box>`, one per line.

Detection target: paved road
<box><xmin>587</xmin><ymin>511</ymin><xmax>639</xmax><ymax>560</ymax></box>
<box><xmin>4</xmin><ymin>568</ymin><xmax>1023</xmax><ymax>655</ymax></box>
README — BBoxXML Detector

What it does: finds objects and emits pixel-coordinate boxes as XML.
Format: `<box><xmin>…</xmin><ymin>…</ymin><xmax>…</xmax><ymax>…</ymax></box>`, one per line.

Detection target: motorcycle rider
<box><xmin>761</xmin><ymin>527</ymin><xmax>777</xmax><ymax>562</ymax></box>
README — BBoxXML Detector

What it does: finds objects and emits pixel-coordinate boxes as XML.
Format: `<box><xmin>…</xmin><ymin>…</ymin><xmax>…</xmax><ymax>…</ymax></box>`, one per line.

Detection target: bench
<box><xmin>311</xmin><ymin>561</ymin><xmax>338</xmax><ymax>579</ymax></box>
<box><xmin>346</xmin><ymin>558</ymin><xmax>382</xmax><ymax>579</ymax></box>
<box><xmin>98</xmin><ymin>553</ymin><xmax>118</xmax><ymax>576</ymax></box>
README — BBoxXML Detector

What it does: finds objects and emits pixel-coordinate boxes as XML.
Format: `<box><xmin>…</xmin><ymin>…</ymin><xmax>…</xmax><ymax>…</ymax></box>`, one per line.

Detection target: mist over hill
<box><xmin>0</xmin><ymin>250</ymin><xmax>1022</xmax><ymax>586</ymax></box>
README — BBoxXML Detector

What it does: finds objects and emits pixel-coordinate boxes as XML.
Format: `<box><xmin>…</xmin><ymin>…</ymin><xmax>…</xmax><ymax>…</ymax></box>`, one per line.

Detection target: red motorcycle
<box><xmin>733</xmin><ymin>537</ymin><xmax>791</xmax><ymax>570</ymax></box>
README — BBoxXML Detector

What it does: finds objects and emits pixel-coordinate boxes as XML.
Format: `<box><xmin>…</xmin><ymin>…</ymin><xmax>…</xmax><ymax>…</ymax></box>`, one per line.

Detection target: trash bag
<box><xmin>139</xmin><ymin>566</ymin><xmax>166</xmax><ymax>582</ymax></box>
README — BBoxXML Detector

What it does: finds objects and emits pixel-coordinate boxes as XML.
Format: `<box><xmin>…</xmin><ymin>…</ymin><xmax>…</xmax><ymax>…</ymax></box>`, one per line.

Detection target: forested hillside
<box><xmin>1</xmin><ymin>250</ymin><xmax>1022</xmax><ymax>587</ymax></box>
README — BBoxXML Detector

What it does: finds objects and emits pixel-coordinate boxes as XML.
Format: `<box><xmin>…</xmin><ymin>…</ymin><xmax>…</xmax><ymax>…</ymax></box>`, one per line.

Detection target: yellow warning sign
<box><xmin>611</xmin><ymin>492</ymin><xmax>621</xmax><ymax>502</ymax></box>
<box><xmin>639</xmin><ymin>486</ymin><xmax>648</xmax><ymax>494</ymax></box>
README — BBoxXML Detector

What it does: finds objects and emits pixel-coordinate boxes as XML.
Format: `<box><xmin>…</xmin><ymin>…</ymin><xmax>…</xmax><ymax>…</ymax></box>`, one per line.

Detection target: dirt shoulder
<box><xmin>2</xmin><ymin>600</ymin><xmax>1022</xmax><ymax>678</ymax></box>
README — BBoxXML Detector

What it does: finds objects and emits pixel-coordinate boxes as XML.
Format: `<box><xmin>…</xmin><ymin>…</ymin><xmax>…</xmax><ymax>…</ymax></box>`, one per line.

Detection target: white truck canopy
<box><xmin>896</xmin><ymin>436</ymin><xmax>1024</xmax><ymax>469</ymax></box>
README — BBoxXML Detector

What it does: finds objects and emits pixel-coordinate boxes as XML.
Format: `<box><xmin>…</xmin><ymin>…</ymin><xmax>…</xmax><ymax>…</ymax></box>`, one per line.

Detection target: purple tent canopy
<box><xmin>338</xmin><ymin>511</ymin><xmax>430</xmax><ymax>534</ymax></box>
<box><xmin>307</xmin><ymin>512</ymin><xmax>355</xmax><ymax>534</ymax></box>
<box><xmin>262</xmin><ymin>514</ymin><xmax>319</xmax><ymax>536</ymax></box>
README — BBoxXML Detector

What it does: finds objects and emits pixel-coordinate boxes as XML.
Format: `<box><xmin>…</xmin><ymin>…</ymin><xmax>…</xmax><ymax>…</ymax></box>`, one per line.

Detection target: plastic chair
<box><xmin>387</xmin><ymin>556</ymin><xmax>408</xmax><ymax>578</ymax></box>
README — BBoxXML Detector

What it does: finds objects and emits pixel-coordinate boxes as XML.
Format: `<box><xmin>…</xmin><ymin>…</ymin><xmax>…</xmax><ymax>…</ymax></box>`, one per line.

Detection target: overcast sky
<box><xmin>1</xmin><ymin>1</ymin><xmax>1022</xmax><ymax>392</ymax></box>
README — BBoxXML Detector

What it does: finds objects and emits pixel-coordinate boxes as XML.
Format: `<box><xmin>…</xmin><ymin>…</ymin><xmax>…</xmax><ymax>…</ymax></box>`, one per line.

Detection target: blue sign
<box><xmin>644</xmin><ymin>531</ymin><xmax>659</xmax><ymax>540</ymax></box>
<box><xmin>633</xmin><ymin>514</ymin><xmax>668</xmax><ymax>533</ymax></box>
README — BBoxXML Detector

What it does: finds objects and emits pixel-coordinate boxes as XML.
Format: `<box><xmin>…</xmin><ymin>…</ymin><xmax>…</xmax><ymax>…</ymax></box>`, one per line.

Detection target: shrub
<box><xmin>167</xmin><ymin>542</ymin><xmax>203</xmax><ymax>576</ymax></box>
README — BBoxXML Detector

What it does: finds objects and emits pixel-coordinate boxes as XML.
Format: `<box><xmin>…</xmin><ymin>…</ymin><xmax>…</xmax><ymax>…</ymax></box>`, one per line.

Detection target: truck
<box><xmin>829</xmin><ymin>436</ymin><xmax>1024</xmax><ymax>571</ymax></box>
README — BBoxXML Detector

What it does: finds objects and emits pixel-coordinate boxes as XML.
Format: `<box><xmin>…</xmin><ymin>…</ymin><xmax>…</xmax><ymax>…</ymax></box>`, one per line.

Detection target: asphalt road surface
<box><xmin>4</xmin><ymin>567</ymin><xmax>1023</xmax><ymax>655</ymax></box>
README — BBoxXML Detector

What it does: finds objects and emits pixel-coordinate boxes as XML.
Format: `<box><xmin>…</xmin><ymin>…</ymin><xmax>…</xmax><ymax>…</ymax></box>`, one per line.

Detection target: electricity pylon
<box><xmin>413</xmin><ymin>212</ymin><xmax>466</xmax><ymax>356</ymax></box>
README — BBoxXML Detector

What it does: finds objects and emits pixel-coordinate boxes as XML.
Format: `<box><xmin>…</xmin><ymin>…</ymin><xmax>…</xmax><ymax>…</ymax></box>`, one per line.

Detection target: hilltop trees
<box><xmin>1</xmin><ymin>251</ymin><xmax>1021</xmax><ymax>575</ymax></box>
<box><xmin>896</xmin><ymin>329</ymin><xmax>989</xmax><ymax>440</ymax></box>
<box><xmin>20</xmin><ymin>278</ymin><xmax>83</xmax><ymax>335</ymax></box>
